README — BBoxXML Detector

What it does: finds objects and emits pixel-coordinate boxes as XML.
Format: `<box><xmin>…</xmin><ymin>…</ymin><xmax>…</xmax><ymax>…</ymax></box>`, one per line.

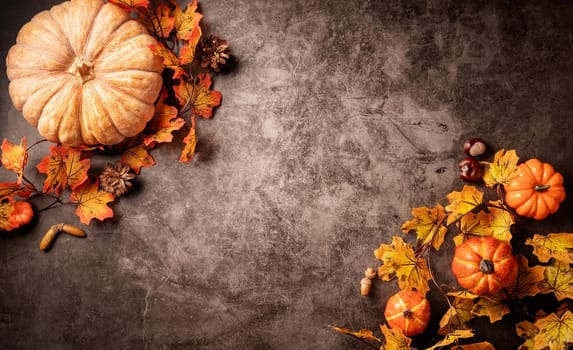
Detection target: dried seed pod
<box><xmin>463</xmin><ymin>138</ymin><xmax>487</xmax><ymax>157</ymax></box>
<box><xmin>364</xmin><ymin>267</ymin><xmax>377</xmax><ymax>279</ymax></box>
<box><xmin>62</xmin><ymin>224</ymin><xmax>86</xmax><ymax>237</ymax></box>
<box><xmin>360</xmin><ymin>277</ymin><xmax>372</xmax><ymax>296</ymax></box>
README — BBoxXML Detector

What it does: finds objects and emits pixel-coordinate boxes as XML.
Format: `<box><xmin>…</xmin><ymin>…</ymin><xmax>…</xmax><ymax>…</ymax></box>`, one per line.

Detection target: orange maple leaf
<box><xmin>179</xmin><ymin>26</ymin><xmax>202</xmax><ymax>65</ymax></box>
<box><xmin>143</xmin><ymin>103</ymin><xmax>185</xmax><ymax>147</ymax></box>
<box><xmin>36</xmin><ymin>145</ymin><xmax>90</xmax><ymax>194</ymax></box>
<box><xmin>65</xmin><ymin>149</ymin><xmax>90</xmax><ymax>190</ymax></box>
<box><xmin>70</xmin><ymin>180</ymin><xmax>114</xmax><ymax>225</ymax></box>
<box><xmin>445</xmin><ymin>185</ymin><xmax>484</xmax><ymax>225</ymax></box>
<box><xmin>0</xmin><ymin>198</ymin><xmax>16</xmax><ymax>232</ymax></box>
<box><xmin>401</xmin><ymin>204</ymin><xmax>448</xmax><ymax>250</ymax></box>
<box><xmin>109</xmin><ymin>0</ymin><xmax>149</xmax><ymax>11</ymax></box>
<box><xmin>533</xmin><ymin>310</ymin><xmax>573</xmax><ymax>350</ymax></box>
<box><xmin>174</xmin><ymin>0</ymin><xmax>203</xmax><ymax>41</ymax></box>
<box><xmin>1</xmin><ymin>137</ymin><xmax>28</xmax><ymax>184</ymax></box>
<box><xmin>0</xmin><ymin>182</ymin><xmax>33</xmax><ymax>199</ymax></box>
<box><xmin>329</xmin><ymin>326</ymin><xmax>381</xmax><ymax>343</ymax></box>
<box><xmin>174</xmin><ymin>73</ymin><xmax>222</xmax><ymax>118</ymax></box>
<box><xmin>149</xmin><ymin>42</ymin><xmax>187</xmax><ymax>79</ymax></box>
<box><xmin>139</xmin><ymin>3</ymin><xmax>175</xmax><ymax>39</ymax></box>
<box><xmin>179</xmin><ymin>118</ymin><xmax>197</xmax><ymax>163</ymax></box>
<box><xmin>120</xmin><ymin>144</ymin><xmax>156</xmax><ymax>175</ymax></box>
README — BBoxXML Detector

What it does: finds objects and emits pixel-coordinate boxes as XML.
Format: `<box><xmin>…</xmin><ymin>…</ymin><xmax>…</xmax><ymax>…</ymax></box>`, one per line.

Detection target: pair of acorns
<box><xmin>458</xmin><ymin>138</ymin><xmax>487</xmax><ymax>182</ymax></box>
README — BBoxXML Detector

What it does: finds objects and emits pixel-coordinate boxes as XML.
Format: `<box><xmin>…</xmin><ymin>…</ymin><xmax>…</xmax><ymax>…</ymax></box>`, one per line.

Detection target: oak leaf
<box><xmin>451</xmin><ymin>342</ymin><xmax>495</xmax><ymax>350</ymax></box>
<box><xmin>174</xmin><ymin>73</ymin><xmax>222</xmax><ymax>118</ymax></box>
<box><xmin>401</xmin><ymin>204</ymin><xmax>448</xmax><ymax>250</ymax></box>
<box><xmin>109</xmin><ymin>0</ymin><xmax>149</xmax><ymax>11</ymax></box>
<box><xmin>438</xmin><ymin>296</ymin><xmax>475</xmax><ymax>335</ymax></box>
<box><xmin>526</xmin><ymin>233</ymin><xmax>573</xmax><ymax>264</ymax></box>
<box><xmin>380</xmin><ymin>324</ymin><xmax>412</xmax><ymax>350</ymax></box>
<box><xmin>538</xmin><ymin>261</ymin><xmax>573</xmax><ymax>301</ymax></box>
<box><xmin>120</xmin><ymin>144</ymin><xmax>156</xmax><ymax>175</ymax></box>
<box><xmin>149</xmin><ymin>42</ymin><xmax>187</xmax><ymax>79</ymax></box>
<box><xmin>445</xmin><ymin>185</ymin><xmax>483</xmax><ymax>225</ymax></box>
<box><xmin>482</xmin><ymin>149</ymin><xmax>519</xmax><ymax>187</ymax></box>
<box><xmin>533</xmin><ymin>310</ymin><xmax>573</xmax><ymax>350</ymax></box>
<box><xmin>329</xmin><ymin>326</ymin><xmax>381</xmax><ymax>343</ymax></box>
<box><xmin>139</xmin><ymin>3</ymin><xmax>174</xmax><ymax>38</ymax></box>
<box><xmin>508</xmin><ymin>255</ymin><xmax>544</xmax><ymax>299</ymax></box>
<box><xmin>179</xmin><ymin>124</ymin><xmax>197</xmax><ymax>163</ymax></box>
<box><xmin>374</xmin><ymin>236</ymin><xmax>431</xmax><ymax>295</ymax></box>
<box><xmin>70</xmin><ymin>180</ymin><xmax>114</xmax><ymax>225</ymax></box>
<box><xmin>143</xmin><ymin>103</ymin><xmax>185</xmax><ymax>147</ymax></box>
<box><xmin>426</xmin><ymin>330</ymin><xmax>475</xmax><ymax>350</ymax></box>
<box><xmin>472</xmin><ymin>293</ymin><xmax>510</xmax><ymax>323</ymax></box>
<box><xmin>174</xmin><ymin>0</ymin><xmax>203</xmax><ymax>41</ymax></box>
<box><xmin>1</xmin><ymin>137</ymin><xmax>28</xmax><ymax>184</ymax></box>
<box><xmin>516</xmin><ymin>320</ymin><xmax>538</xmax><ymax>350</ymax></box>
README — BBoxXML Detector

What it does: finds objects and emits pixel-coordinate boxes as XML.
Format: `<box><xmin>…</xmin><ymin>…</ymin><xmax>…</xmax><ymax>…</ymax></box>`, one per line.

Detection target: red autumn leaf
<box><xmin>174</xmin><ymin>0</ymin><xmax>203</xmax><ymax>41</ymax></box>
<box><xmin>120</xmin><ymin>144</ymin><xmax>156</xmax><ymax>175</ymax></box>
<box><xmin>143</xmin><ymin>103</ymin><xmax>185</xmax><ymax>147</ymax></box>
<box><xmin>0</xmin><ymin>182</ymin><xmax>33</xmax><ymax>199</ymax></box>
<box><xmin>179</xmin><ymin>120</ymin><xmax>197</xmax><ymax>163</ymax></box>
<box><xmin>139</xmin><ymin>3</ymin><xmax>175</xmax><ymax>39</ymax></box>
<box><xmin>70</xmin><ymin>180</ymin><xmax>114</xmax><ymax>225</ymax></box>
<box><xmin>1</xmin><ymin>137</ymin><xmax>28</xmax><ymax>184</ymax></box>
<box><xmin>109</xmin><ymin>0</ymin><xmax>149</xmax><ymax>11</ymax></box>
<box><xmin>179</xmin><ymin>26</ymin><xmax>202</xmax><ymax>65</ymax></box>
<box><xmin>174</xmin><ymin>73</ymin><xmax>222</xmax><ymax>118</ymax></box>
<box><xmin>149</xmin><ymin>42</ymin><xmax>187</xmax><ymax>79</ymax></box>
<box><xmin>37</xmin><ymin>145</ymin><xmax>69</xmax><ymax>195</ymax></box>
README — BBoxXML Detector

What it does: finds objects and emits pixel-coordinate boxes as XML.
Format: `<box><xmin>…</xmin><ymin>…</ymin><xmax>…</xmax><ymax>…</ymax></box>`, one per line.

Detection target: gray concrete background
<box><xmin>1</xmin><ymin>0</ymin><xmax>573</xmax><ymax>349</ymax></box>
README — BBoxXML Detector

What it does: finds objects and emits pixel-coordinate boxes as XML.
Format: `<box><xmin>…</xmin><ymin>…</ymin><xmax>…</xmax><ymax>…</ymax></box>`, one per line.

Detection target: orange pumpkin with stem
<box><xmin>504</xmin><ymin>159</ymin><xmax>565</xmax><ymax>220</ymax></box>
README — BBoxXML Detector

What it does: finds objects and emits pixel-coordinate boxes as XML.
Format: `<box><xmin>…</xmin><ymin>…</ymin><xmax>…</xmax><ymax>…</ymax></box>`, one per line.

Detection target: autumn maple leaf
<box><xmin>488</xmin><ymin>203</ymin><xmax>514</xmax><ymax>243</ymax></box>
<box><xmin>516</xmin><ymin>320</ymin><xmax>538</xmax><ymax>350</ymax></box>
<box><xmin>329</xmin><ymin>326</ymin><xmax>381</xmax><ymax>343</ymax></box>
<box><xmin>526</xmin><ymin>233</ymin><xmax>573</xmax><ymax>264</ymax></box>
<box><xmin>174</xmin><ymin>0</ymin><xmax>203</xmax><ymax>41</ymax></box>
<box><xmin>538</xmin><ymin>261</ymin><xmax>573</xmax><ymax>301</ymax></box>
<box><xmin>401</xmin><ymin>204</ymin><xmax>448</xmax><ymax>250</ymax></box>
<box><xmin>143</xmin><ymin>103</ymin><xmax>185</xmax><ymax>147</ymax></box>
<box><xmin>37</xmin><ymin>145</ymin><xmax>90</xmax><ymax>194</ymax></box>
<box><xmin>149</xmin><ymin>42</ymin><xmax>187</xmax><ymax>79</ymax></box>
<box><xmin>178</xmin><ymin>26</ymin><xmax>202</xmax><ymax>65</ymax></box>
<box><xmin>179</xmin><ymin>124</ymin><xmax>197</xmax><ymax>163</ymax></box>
<box><xmin>1</xmin><ymin>137</ymin><xmax>28</xmax><ymax>184</ymax></box>
<box><xmin>451</xmin><ymin>342</ymin><xmax>495</xmax><ymax>350</ymax></box>
<box><xmin>426</xmin><ymin>329</ymin><xmax>475</xmax><ymax>350</ymax></box>
<box><xmin>108</xmin><ymin>0</ymin><xmax>149</xmax><ymax>11</ymax></box>
<box><xmin>138</xmin><ymin>2</ymin><xmax>174</xmax><ymax>39</ymax></box>
<box><xmin>445</xmin><ymin>185</ymin><xmax>484</xmax><ymax>225</ymax></box>
<box><xmin>482</xmin><ymin>149</ymin><xmax>519</xmax><ymax>187</ymax></box>
<box><xmin>174</xmin><ymin>73</ymin><xmax>222</xmax><ymax>118</ymax></box>
<box><xmin>438</xmin><ymin>293</ymin><xmax>477</xmax><ymax>335</ymax></box>
<box><xmin>533</xmin><ymin>310</ymin><xmax>573</xmax><ymax>350</ymax></box>
<box><xmin>120</xmin><ymin>144</ymin><xmax>156</xmax><ymax>175</ymax></box>
<box><xmin>0</xmin><ymin>182</ymin><xmax>33</xmax><ymax>199</ymax></box>
<box><xmin>70</xmin><ymin>180</ymin><xmax>114</xmax><ymax>225</ymax></box>
<box><xmin>0</xmin><ymin>198</ymin><xmax>16</xmax><ymax>231</ymax></box>
<box><xmin>472</xmin><ymin>293</ymin><xmax>510</xmax><ymax>323</ymax></box>
<box><xmin>379</xmin><ymin>324</ymin><xmax>412</xmax><ymax>350</ymax></box>
<box><xmin>507</xmin><ymin>255</ymin><xmax>544</xmax><ymax>299</ymax></box>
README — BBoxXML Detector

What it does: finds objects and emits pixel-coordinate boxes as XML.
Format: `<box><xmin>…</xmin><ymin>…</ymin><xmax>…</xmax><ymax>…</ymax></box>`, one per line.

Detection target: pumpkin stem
<box><xmin>68</xmin><ymin>58</ymin><xmax>95</xmax><ymax>84</ymax></box>
<box><xmin>403</xmin><ymin>309</ymin><xmax>414</xmax><ymax>319</ymax></box>
<box><xmin>535</xmin><ymin>184</ymin><xmax>551</xmax><ymax>192</ymax></box>
<box><xmin>479</xmin><ymin>259</ymin><xmax>495</xmax><ymax>274</ymax></box>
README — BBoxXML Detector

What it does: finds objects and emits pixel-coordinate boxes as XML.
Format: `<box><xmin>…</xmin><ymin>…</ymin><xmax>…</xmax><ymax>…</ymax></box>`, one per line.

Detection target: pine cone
<box><xmin>199</xmin><ymin>35</ymin><xmax>230</xmax><ymax>72</ymax></box>
<box><xmin>99</xmin><ymin>161</ymin><xmax>136</xmax><ymax>198</ymax></box>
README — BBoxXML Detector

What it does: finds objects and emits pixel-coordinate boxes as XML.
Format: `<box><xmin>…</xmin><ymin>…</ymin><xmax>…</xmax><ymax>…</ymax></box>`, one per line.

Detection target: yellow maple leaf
<box><xmin>379</xmin><ymin>324</ymin><xmax>412</xmax><ymax>350</ymax></box>
<box><xmin>526</xmin><ymin>233</ymin><xmax>573</xmax><ymax>264</ymax></box>
<box><xmin>174</xmin><ymin>0</ymin><xmax>203</xmax><ymax>41</ymax></box>
<box><xmin>120</xmin><ymin>144</ymin><xmax>156</xmax><ymax>175</ymax></box>
<box><xmin>329</xmin><ymin>326</ymin><xmax>381</xmax><ymax>343</ymax></box>
<box><xmin>538</xmin><ymin>261</ymin><xmax>573</xmax><ymax>301</ymax></box>
<box><xmin>1</xmin><ymin>137</ymin><xmax>28</xmax><ymax>184</ymax></box>
<box><xmin>70</xmin><ymin>180</ymin><xmax>114</xmax><ymax>225</ymax></box>
<box><xmin>426</xmin><ymin>329</ymin><xmax>475</xmax><ymax>350</ymax></box>
<box><xmin>482</xmin><ymin>149</ymin><xmax>519</xmax><ymax>187</ymax></box>
<box><xmin>375</xmin><ymin>236</ymin><xmax>431</xmax><ymax>295</ymax></box>
<box><xmin>445</xmin><ymin>185</ymin><xmax>484</xmax><ymax>225</ymax></box>
<box><xmin>508</xmin><ymin>255</ymin><xmax>544</xmax><ymax>299</ymax></box>
<box><xmin>451</xmin><ymin>341</ymin><xmax>495</xmax><ymax>350</ymax></box>
<box><xmin>457</xmin><ymin>210</ymin><xmax>492</xmax><ymax>237</ymax></box>
<box><xmin>488</xmin><ymin>203</ymin><xmax>514</xmax><ymax>243</ymax></box>
<box><xmin>472</xmin><ymin>293</ymin><xmax>510</xmax><ymax>323</ymax></box>
<box><xmin>174</xmin><ymin>73</ymin><xmax>222</xmax><ymax>118</ymax></box>
<box><xmin>401</xmin><ymin>204</ymin><xmax>448</xmax><ymax>250</ymax></box>
<box><xmin>533</xmin><ymin>310</ymin><xmax>573</xmax><ymax>350</ymax></box>
<box><xmin>438</xmin><ymin>296</ymin><xmax>475</xmax><ymax>335</ymax></box>
<box><xmin>516</xmin><ymin>320</ymin><xmax>538</xmax><ymax>350</ymax></box>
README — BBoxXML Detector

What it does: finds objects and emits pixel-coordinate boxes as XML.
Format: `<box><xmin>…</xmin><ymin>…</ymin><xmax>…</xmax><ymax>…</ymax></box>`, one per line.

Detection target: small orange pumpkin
<box><xmin>6</xmin><ymin>0</ymin><xmax>163</xmax><ymax>147</ymax></box>
<box><xmin>384</xmin><ymin>290</ymin><xmax>430</xmax><ymax>336</ymax></box>
<box><xmin>451</xmin><ymin>236</ymin><xmax>518</xmax><ymax>295</ymax></box>
<box><xmin>504</xmin><ymin>159</ymin><xmax>566</xmax><ymax>220</ymax></box>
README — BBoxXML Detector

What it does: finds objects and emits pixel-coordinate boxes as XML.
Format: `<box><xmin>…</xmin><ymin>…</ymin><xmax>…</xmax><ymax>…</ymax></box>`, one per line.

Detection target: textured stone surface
<box><xmin>1</xmin><ymin>0</ymin><xmax>573</xmax><ymax>349</ymax></box>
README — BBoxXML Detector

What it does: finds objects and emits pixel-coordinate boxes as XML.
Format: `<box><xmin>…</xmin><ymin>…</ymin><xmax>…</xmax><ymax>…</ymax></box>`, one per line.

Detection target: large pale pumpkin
<box><xmin>6</xmin><ymin>0</ymin><xmax>163</xmax><ymax>146</ymax></box>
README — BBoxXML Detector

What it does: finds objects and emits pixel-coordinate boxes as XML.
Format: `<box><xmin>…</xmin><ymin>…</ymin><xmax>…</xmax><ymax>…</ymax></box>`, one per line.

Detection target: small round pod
<box><xmin>459</xmin><ymin>157</ymin><xmax>483</xmax><ymax>182</ymax></box>
<box><xmin>463</xmin><ymin>138</ymin><xmax>487</xmax><ymax>157</ymax></box>
<box><xmin>384</xmin><ymin>290</ymin><xmax>431</xmax><ymax>336</ymax></box>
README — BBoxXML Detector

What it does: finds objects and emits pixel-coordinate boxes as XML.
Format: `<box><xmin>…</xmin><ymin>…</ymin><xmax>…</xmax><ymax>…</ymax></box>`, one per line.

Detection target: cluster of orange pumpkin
<box><xmin>382</xmin><ymin>139</ymin><xmax>567</xmax><ymax>338</ymax></box>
